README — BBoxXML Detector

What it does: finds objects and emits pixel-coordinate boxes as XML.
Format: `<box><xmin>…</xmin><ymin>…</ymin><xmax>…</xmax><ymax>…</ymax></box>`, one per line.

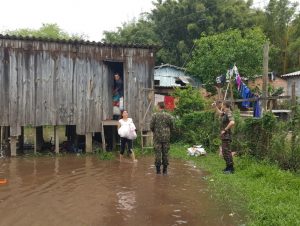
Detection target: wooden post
<box><xmin>229</xmin><ymin>79</ymin><xmax>235</xmax><ymax>109</ymax></box>
<box><xmin>33</xmin><ymin>127</ymin><xmax>37</xmax><ymax>155</ymax></box>
<box><xmin>36</xmin><ymin>126</ymin><xmax>44</xmax><ymax>151</ymax></box>
<box><xmin>291</xmin><ymin>82</ymin><xmax>296</xmax><ymax>118</ymax></box>
<box><xmin>86</xmin><ymin>132</ymin><xmax>92</xmax><ymax>153</ymax></box>
<box><xmin>10</xmin><ymin>136</ymin><xmax>17</xmax><ymax>157</ymax></box>
<box><xmin>262</xmin><ymin>42</ymin><xmax>269</xmax><ymax>112</ymax></box>
<box><xmin>19</xmin><ymin>127</ymin><xmax>24</xmax><ymax>153</ymax></box>
<box><xmin>101</xmin><ymin>123</ymin><xmax>106</xmax><ymax>151</ymax></box>
<box><xmin>0</xmin><ymin>126</ymin><xmax>2</xmax><ymax>150</ymax></box>
<box><xmin>54</xmin><ymin>126</ymin><xmax>59</xmax><ymax>154</ymax></box>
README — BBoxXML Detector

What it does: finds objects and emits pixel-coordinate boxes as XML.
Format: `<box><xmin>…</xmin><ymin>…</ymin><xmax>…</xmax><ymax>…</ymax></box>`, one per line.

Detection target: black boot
<box><xmin>222</xmin><ymin>166</ymin><xmax>229</xmax><ymax>172</ymax></box>
<box><xmin>156</xmin><ymin>165</ymin><xmax>161</xmax><ymax>174</ymax></box>
<box><xmin>163</xmin><ymin>165</ymin><xmax>168</xmax><ymax>175</ymax></box>
<box><xmin>223</xmin><ymin>165</ymin><xmax>234</xmax><ymax>174</ymax></box>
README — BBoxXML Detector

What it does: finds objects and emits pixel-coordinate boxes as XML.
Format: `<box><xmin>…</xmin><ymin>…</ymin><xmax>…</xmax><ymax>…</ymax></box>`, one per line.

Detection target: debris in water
<box><xmin>0</xmin><ymin>178</ymin><xmax>8</xmax><ymax>185</ymax></box>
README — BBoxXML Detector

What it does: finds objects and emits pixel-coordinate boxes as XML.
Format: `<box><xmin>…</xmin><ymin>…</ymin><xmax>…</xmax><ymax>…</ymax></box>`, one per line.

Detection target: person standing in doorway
<box><xmin>150</xmin><ymin>103</ymin><xmax>174</xmax><ymax>175</ymax></box>
<box><xmin>113</xmin><ymin>73</ymin><xmax>124</xmax><ymax>120</ymax></box>
<box><xmin>212</xmin><ymin>101</ymin><xmax>235</xmax><ymax>174</ymax></box>
<box><xmin>113</xmin><ymin>73</ymin><xmax>123</xmax><ymax>97</ymax></box>
<box><xmin>118</xmin><ymin>110</ymin><xmax>137</xmax><ymax>162</ymax></box>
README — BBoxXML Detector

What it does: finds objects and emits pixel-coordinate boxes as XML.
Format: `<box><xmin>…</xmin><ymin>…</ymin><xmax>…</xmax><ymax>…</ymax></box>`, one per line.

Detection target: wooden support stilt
<box><xmin>10</xmin><ymin>136</ymin><xmax>17</xmax><ymax>157</ymax></box>
<box><xmin>101</xmin><ymin>121</ymin><xmax>120</xmax><ymax>152</ymax></box>
<box><xmin>86</xmin><ymin>132</ymin><xmax>92</xmax><ymax>153</ymax></box>
<box><xmin>101</xmin><ymin>123</ymin><xmax>106</xmax><ymax>151</ymax></box>
<box><xmin>19</xmin><ymin>127</ymin><xmax>24</xmax><ymax>153</ymax></box>
<box><xmin>0</xmin><ymin>126</ymin><xmax>2</xmax><ymax>150</ymax></box>
<box><xmin>54</xmin><ymin>126</ymin><xmax>59</xmax><ymax>154</ymax></box>
<box><xmin>33</xmin><ymin>127</ymin><xmax>37</xmax><ymax>155</ymax></box>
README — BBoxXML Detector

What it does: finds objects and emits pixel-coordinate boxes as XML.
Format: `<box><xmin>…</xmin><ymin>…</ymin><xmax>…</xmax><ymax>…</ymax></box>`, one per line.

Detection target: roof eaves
<box><xmin>281</xmin><ymin>71</ymin><xmax>300</xmax><ymax>78</ymax></box>
<box><xmin>0</xmin><ymin>34</ymin><xmax>158</xmax><ymax>49</ymax></box>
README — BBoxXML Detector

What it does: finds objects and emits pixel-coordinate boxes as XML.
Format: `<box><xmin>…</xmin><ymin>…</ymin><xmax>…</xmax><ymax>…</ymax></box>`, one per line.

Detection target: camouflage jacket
<box><xmin>150</xmin><ymin>111</ymin><xmax>174</xmax><ymax>143</ymax></box>
<box><xmin>221</xmin><ymin>109</ymin><xmax>234</xmax><ymax>140</ymax></box>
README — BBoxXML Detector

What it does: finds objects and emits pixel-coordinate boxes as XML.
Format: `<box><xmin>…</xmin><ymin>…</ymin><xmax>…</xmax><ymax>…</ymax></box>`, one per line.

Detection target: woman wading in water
<box><xmin>118</xmin><ymin>110</ymin><xmax>137</xmax><ymax>162</ymax></box>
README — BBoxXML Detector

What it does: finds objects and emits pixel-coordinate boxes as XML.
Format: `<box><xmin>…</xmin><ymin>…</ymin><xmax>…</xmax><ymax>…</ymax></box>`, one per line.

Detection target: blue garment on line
<box><xmin>253</xmin><ymin>99</ymin><xmax>261</xmax><ymax>118</ymax></box>
<box><xmin>240</xmin><ymin>83</ymin><xmax>251</xmax><ymax>108</ymax></box>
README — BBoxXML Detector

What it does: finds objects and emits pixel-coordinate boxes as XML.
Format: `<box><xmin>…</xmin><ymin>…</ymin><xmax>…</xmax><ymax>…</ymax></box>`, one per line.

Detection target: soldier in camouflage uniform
<box><xmin>213</xmin><ymin>101</ymin><xmax>235</xmax><ymax>174</ymax></box>
<box><xmin>150</xmin><ymin>103</ymin><xmax>174</xmax><ymax>175</ymax></box>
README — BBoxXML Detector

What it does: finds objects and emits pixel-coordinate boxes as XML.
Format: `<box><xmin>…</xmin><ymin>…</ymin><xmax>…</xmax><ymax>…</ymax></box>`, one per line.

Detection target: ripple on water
<box><xmin>116</xmin><ymin>191</ymin><xmax>136</xmax><ymax>211</ymax></box>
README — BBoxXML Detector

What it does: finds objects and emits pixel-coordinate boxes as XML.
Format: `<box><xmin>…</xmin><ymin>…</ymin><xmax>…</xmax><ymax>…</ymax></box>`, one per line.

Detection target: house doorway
<box><xmin>103</xmin><ymin>61</ymin><xmax>124</xmax><ymax>151</ymax></box>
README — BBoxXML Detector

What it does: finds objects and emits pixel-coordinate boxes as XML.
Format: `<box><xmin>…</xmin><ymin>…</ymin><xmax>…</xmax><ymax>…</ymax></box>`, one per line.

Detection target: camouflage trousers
<box><xmin>154</xmin><ymin>141</ymin><xmax>170</xmax><ymax>167</ymax></box>
<box><xmin>222</xmin><ymin>139</ymin><xmax>233</xmax><ymax>167</ymax></box>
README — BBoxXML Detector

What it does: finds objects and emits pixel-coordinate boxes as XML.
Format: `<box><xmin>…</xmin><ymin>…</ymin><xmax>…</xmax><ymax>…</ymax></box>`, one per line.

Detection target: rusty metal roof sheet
<box><xmin>0</xmin><ymin>34</ymin><xmax>157</xmax><ymax>49</ymax></box>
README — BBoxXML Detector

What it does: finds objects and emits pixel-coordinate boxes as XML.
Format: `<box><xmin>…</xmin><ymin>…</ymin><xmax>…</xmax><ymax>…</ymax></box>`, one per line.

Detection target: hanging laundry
<box><xmin>233</xmin><ymin>65</ymin><xmax>239</xmax><ymax>74</ymax></box>
<box><xmin>240</xmin><ymin>83</ymin><xmax>251</xmax><ymax>108</ymax></box>
<box><xmin>215</xmin><ymin>74</ymin><xmax>226</xmax><ymax>87</ymax></box>
<box><xmin>253</xmin><ymin>98</ymin><xmax>261</xmax><ymax>118</ymax></box>
<box><xmin>226</xmin><ymin>70</ymin><xmax>230</xmax><ymax>81</ymax></box>
<box><xmin>236</xmin><ymin>73</ymin><xmax>242</xmax><ymax>90</ymax></box>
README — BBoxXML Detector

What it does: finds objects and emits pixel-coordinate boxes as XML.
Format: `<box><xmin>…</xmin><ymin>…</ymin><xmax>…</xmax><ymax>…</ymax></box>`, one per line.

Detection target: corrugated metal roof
<box><xmin>281</xmin><ymin>71</ymin><xmax>300</xmax><ymax>78</ymax></box>
<box><xmin>154</xmin><ymin>63</ymin><xmax>185</xmax><ymax>71</ymax></box>
<box><xmin>0</xmin><ymin>34</ymin><xmax>157</xmax><ymax>49</ymax></box>
<box><xmin>154</xmin><ymin>64</ymin><xmax>201</xmax><ymax>87</ymax></box>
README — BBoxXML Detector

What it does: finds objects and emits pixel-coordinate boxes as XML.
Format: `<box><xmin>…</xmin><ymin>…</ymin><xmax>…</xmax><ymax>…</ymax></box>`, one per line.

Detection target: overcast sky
<box><xmin>0</xmin><ymin>0</ymin><xmax>154</xmax><ymax>41</ymax></box>
<box><xmin>0</xmin><ymin>0</ymin><xmax>298</xmax><ymax>42</ymax></box>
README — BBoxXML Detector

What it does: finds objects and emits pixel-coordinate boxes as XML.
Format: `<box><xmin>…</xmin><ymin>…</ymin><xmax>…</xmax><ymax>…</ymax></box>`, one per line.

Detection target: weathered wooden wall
<box><xmin>0</xmin><ymin>36</ymin><xmax>155</xmax><ymax>135</ymax></box>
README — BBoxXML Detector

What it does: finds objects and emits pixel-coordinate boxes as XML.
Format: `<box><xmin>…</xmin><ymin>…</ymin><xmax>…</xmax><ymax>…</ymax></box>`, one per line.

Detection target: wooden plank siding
<box><xmin>0</xmin><ymin>37</ymin><xmax>155</xmax><ymax>135</ymax></box>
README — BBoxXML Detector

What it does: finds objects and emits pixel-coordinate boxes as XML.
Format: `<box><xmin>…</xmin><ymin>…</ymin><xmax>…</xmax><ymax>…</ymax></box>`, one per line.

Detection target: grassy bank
<box><xmin>170</xmin><ymin>143</ymin><xmax>300</xmax><ymax>226</ymax></box>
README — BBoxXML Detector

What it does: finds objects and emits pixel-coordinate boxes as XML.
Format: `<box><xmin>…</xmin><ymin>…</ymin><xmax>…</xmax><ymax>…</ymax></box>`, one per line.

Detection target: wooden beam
<box><xmin>0</xmin><ymin>126</ymin><xmax>2</xmax><ymax>150</ymax></box>
<box><xmin>10</xmin><ymin>136</ymin><xmax>17</xmax><ymax>157</ymax></box>
<box><xmin>262</xmin><ymin>42</ymin><xmax>269</xmax><ymax>112</ymax></box>
<box><xmin>216</xmin><ymin>95</ymin><xmax>291</xmax><ymax>103</ymax></box>
<box><xmin>86</xmin><ymin>132</ymin><xmax>92</xmax><ymax>153</ymax></box>
<box><xmin>54</xmin><ymin>126</ymin><xmax>59</xmax><ymax>154</ymax></box>
<box><xmin>101</xmin><ymin>123</ymin><xmax>106</xmax><ymax>152</ymax></box>
<box><xmin>33</xmin><ymin>127</ymin><xmax>37</xmax><ymax>155</ymax></box>
<box><xmin>291</xmin><ymin>82</ymin><xmax>296</xmax><ymax>118</ymax></box>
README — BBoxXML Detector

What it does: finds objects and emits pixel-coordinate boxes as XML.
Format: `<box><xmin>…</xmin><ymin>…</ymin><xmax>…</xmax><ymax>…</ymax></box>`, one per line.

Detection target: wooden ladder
<box><xmin>139</xmin><ymin>87</ymin><xmax>154</xmax><ymax>152</ymax></box>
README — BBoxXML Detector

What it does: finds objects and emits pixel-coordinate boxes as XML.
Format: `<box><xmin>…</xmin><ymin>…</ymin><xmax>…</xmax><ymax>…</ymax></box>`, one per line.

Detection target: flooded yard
<box><xmin>0</xmin><ymin>156</ymin><xmax>243</xmax><ymax>226</ymax></box>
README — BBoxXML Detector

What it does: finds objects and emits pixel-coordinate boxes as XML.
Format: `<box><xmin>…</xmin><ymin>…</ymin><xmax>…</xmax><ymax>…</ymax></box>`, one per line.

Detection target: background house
<box><xmin>281</xmin><ymin>71</ymin><xmax>300</xmax><ymax>101</ymax></box>
<box><xmin>247</xmin><ymin>72</ymin><xmax>287</xmax><ymax>95</ymax></box>
<box><xmin>154</xmin><ymin>64</ymin><xmax>201</xmax><ymax>110</ymax></box>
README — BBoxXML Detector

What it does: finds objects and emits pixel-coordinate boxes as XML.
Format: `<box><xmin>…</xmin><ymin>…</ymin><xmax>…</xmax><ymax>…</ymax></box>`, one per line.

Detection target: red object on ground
<box><xmin>164</xmin><ymin>96</ymin><xmax>175</xmax><ymax>110</ymax></box>
<box><xmin>0</xmin><ymin>179</ymin><xmax>8</xmax><ymax>185</ymax></box>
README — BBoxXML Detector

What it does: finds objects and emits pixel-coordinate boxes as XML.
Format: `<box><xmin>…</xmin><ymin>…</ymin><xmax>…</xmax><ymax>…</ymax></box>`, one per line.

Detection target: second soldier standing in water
<box><xmin>150</xmin><ymin>103</ymin><xmax>174</xmax><ymax>175</ymax></box>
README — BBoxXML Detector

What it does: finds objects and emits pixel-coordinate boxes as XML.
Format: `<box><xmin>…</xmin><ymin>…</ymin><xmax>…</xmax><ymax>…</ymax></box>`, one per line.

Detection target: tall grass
<box><xmin>170</xmin><ymin>144</ymin><xmax>300</xmax><ymax>226</ymax></box>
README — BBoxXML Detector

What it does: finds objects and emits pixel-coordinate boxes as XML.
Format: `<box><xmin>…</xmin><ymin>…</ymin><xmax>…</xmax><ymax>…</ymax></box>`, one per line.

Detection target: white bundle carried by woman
<box><xmin>118</xmin><ymin>125</ymin><xmax>128</xmax><ymax>138</ymax></box>
<box><xmin>118</xmin><ymin>118</ymin><xmax>137</xmax><ymax>140</ymax></box>
<box><xmin>127</xmin><ymin>122</ymin><xmax>137</xmax><ymax>140</ymax></box>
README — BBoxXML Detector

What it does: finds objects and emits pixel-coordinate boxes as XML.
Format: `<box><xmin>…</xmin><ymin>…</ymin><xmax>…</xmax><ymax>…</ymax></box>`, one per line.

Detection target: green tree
<box><xmin>102</xmin><ymin>16</ymin><xmax>159</xmax><ymax>45</ymax></box>
<box><xmin>4</xmin><ymin>23</ymin><xmax>87</xmax><ymax>40</ymax></box>
<box><xmin>264</xmin><ymin>0</ymin><xmax>298</xmax><ymax>74</ymax></box>
<box><xmin>150</xmin><ymin>0</ymin><xmax>264</xmax><ymax>66</ymax></box>
<box><xmin>187</xmin><ymin>28</ymin><xmax>267</xmax><ymax>88</ymax></box>
<box><xmin>102</xmin><ymin>0</ymin><xmax>264</xmax><ymax>66</ymax></box>
<box><xmin>287</xmin><ymin>14</ymin><xmax>300</xmax><ymax>71</ymax></box>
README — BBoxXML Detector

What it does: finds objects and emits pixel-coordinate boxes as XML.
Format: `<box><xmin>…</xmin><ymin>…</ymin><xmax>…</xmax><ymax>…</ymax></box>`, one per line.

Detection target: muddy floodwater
<box><xmin>0</xmin><ymin>156</ymin><xmax>244</xmax><ymax>226</ymax></box>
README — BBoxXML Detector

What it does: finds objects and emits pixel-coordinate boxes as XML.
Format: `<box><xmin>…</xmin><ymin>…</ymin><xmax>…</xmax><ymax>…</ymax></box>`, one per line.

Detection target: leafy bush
<box><xmin>172</xmin><ymin>111</ymin><xmax>220</xmax><ymax>151</ymax></box>
<box><xmin>172</xmin><ymin>85</ymin><xmax>206</xmax><ymax>117</ymax></box>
